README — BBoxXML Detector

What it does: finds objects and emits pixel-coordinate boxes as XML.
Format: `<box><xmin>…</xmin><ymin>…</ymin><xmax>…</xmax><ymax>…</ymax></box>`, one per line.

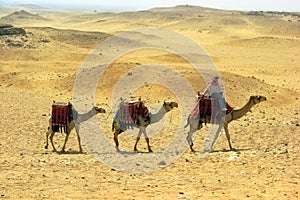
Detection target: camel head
<box><xmin>250</xmin><ymin>95</ymin><xmax>267</xmax><ymax>104</ymax></box>
<box><xmin>94</xmin><ymin>106</ymin><xmax>106</xmax><ymax>114</ymax></box>
<box><xmin>163</xmin><ymin>101</ymin><xmax>178</xmax><ymax>112</ymax></box>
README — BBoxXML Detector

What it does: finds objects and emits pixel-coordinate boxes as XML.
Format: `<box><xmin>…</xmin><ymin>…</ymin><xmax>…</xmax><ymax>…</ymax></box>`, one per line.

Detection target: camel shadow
<box><xmin>211</xmin><ymin>148</ymin><xmax>252</xmax><ymax>153</ymax></box>
<box><xmin>190</xmin><ymin>148</ymin><xmax>252</xmax><ymax>154</ymax></box>
<box><xmin>118</xmin><ymin>150</ymin><xmax>153</xmax><ymax>155</ymax></box>
<box><xmin>56</xmin><ymin>150</ymin><xmax>86</xmax><ymax>155</ymax></box>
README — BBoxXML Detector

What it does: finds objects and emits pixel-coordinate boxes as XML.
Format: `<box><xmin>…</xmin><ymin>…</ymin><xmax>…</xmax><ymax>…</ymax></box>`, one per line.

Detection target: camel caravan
<box><xmin>45</xmin><ymin>98</ymin><xmax>177</xmax><ymax>153</ymax></box>
<box><xmin>45</xmin><ymin>76</ymin><xmax>266</xmax><ymax>154</ymax></box>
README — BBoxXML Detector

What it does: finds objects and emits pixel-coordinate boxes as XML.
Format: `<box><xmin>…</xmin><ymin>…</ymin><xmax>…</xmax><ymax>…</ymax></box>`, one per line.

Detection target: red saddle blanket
<box><xmin>191</xmin><ymin>96</ymin><xmax>233</xmax><ymax>118</ymax></box>
<box><xmin>51</xmin><ymin>102</ymin><xmax>73</xmax><ymax>132</ymax></box>
<box><xmin>119</xmin><ymin>100</ymin><xmax>149</xmax><ymax>126</ymax></box>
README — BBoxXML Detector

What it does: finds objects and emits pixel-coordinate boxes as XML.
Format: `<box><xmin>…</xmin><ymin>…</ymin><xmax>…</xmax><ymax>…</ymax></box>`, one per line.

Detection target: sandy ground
<box><xmin>0</xmin><ymin>5</ymin><xmax>299</xmax><ymax>199</ymax></box>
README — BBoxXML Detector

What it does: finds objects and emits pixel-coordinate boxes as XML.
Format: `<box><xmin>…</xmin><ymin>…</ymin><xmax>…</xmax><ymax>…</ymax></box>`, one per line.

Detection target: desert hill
<box><xmin>0</xmin><ymin>9</ymin><xmax>49</xmax><ymax>23</ymax></box>
<box><xmin>149</xmin><ymin>5</ymin><xmax>231</xmax><ymax>15</ymax></box>
<box><xmin>0</xmin><ymin>4</ymin><xmax>299</xmax><ymax>200</ymax></box>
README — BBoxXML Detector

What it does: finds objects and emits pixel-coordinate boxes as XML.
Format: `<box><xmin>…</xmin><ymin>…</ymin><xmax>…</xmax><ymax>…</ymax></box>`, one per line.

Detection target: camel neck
<box><xmin>77</xmin><ymin>108</ymin><xmax>96</xmax><ymax>123</ymax></box>
<box><xmin>232</xmin><ymin>98</ymin><xmax>255</xmax><ymax>120</ymax></box>
<box><xmin>150</xmin><ymin>106</ymin><xmax>168</xmax><ymax>124</ymax></box>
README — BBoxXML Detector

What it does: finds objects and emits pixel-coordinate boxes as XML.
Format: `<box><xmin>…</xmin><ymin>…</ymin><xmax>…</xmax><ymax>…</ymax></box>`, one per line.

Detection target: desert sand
<box><xmin>0</xmin><ymin>5</ymin><xmax>299</xmax><ymax>199</ymax></box>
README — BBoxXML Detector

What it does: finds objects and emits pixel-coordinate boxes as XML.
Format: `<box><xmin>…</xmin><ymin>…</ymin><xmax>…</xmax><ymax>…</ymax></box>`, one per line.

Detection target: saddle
<box><xmin>191</xmin><ymin>95</ymin><xmax>233</xmax><ymax>123</ymax></box>
<box><xmin>51</xmin><ymin>101</ymin><xmax>75</xmax><ymax>133</ymax></box>
<box><xmin>118</xmin><ymin>100</ymin><xmax>149</xmax><ymax>130</ymax></box>
<box><xmin>200</xmin><ymin>95</ymin><xmax>233</xmax><ymax>119</ymax></box>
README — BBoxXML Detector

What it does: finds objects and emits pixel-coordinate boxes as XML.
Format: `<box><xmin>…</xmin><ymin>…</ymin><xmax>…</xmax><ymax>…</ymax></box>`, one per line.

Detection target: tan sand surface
<box><xmin>0</xmin><ymin>5</ymin><xmax>299</xmax><ymax>199</ymax></box>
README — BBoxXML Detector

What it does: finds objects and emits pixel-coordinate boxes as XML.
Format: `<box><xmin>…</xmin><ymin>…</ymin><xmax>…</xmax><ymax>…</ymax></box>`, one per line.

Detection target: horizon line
<box><xmin>1</xmin><ymin>3</ymin><xmax>300</xmax><ymax>13</ymax></box>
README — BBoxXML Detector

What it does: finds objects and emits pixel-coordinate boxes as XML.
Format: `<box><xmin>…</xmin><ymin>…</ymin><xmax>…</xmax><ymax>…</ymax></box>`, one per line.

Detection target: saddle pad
<box><xmin>51</xmin><ymin>102</ymin><xmax>72</xmax><ymax>127</ymax></box>
<box><xmin>119</xmin><ymin>101</ymin><xmax>149</xmax><ymax>123</ymax></box>
<box><xmin>199</xmin><ymin>96</ymin><xmax>233</xmax><ymax>117</ymax></box>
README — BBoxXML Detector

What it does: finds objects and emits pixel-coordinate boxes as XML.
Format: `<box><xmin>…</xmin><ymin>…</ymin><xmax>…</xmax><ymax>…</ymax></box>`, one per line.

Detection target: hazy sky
<box><xmin>1</xmin><ymin>0</ymin><xmax>300</xmax><ymax>12</ymax></box>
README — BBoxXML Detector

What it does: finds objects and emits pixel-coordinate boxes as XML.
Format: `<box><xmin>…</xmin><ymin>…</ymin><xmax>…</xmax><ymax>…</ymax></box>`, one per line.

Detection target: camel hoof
<box><xmin>134</xmin><ymin>148</ymin><xmax>138</xmax><ymax>152</ymax></box>
<box><xmin>189</xmin><ymin>145</ymin><xmax>195</xmax><ymax>153</ymax></box>
<box><xmin>148</xmin><ymin>149</ymin><xmax>153</xmax><ymax>153</ymax></box>
<box><xmin>115</xmin><ymin>147</ymin><xmax>120</xmax><ymax>152</ymax></box>
<box><xmin>45</xmin><ymin>145</ymin><xmax>48</xmax><ymax>149</ymax></box>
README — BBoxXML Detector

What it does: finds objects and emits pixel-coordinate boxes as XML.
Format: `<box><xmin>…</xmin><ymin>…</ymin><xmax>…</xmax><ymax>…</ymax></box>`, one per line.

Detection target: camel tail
<box><xmin>184</xmin><ymin>115</ymin><xmax>191</xmax><ymax>128</ymax></box>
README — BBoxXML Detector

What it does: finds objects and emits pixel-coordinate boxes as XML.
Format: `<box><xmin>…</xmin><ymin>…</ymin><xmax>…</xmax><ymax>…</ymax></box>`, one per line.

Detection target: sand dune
<box><xmin>0</xmin><ymin>5</ymin><xmax>299</xmax><ymax>199</ymax></box>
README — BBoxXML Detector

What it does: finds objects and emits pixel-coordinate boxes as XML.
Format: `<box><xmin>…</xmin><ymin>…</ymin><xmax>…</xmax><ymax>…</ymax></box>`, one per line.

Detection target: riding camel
<box><xmin>112</xmin><ymin>101</ymin><xmax>178</xmax><ymax>152</ymax></box>
<box><xmin>45</xmin><ymin>104</ymin><xmax>106</xmax><ymax>153</ymax></box>
<box><xmin>185</xmin><ymin>95</ymin><xmax>267</xmax><ymax>152</ymax></box>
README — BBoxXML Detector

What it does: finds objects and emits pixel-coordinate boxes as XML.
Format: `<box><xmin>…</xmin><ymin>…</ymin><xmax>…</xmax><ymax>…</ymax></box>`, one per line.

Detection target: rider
<box><xmin>203</xmin><ymin>75</ymin><xmax>227</xmax><ymax>112</ymax></box>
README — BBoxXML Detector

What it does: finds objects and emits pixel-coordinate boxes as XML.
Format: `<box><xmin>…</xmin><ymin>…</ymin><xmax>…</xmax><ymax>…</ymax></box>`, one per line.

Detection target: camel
<box><xmin>185</xmin><ymin>95</ymin><xmax>267</xmax><ymax>152</ymax></box>
<box><xmin>112</xmin><ymin>101</ymin><xmax>178</xmax><ymax>152</ymax></box>
<box><xmin>45</xmin><ymin>105</ymin><xmax>106</xmax><ymax>153</ymax></box>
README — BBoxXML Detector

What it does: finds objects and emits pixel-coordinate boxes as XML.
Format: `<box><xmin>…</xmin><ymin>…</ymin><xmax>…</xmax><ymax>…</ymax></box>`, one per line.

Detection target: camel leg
<box><xmin>49</xmin><ymin>131</ymin><xmax>57</xmax><ymax>152</ymax></box>
<box><xmin>224</xmin><ymin>123</ymin><xmax>233</xmax><ymax>150</ymax></box>
<box><xmin>113</xmin><ymin>122</ymin><xmax>124</xmax><ymax>152</ymax></box>
<box><xmin>141</xmin><ymin>127</ymin><xmax>152</xmax><ymax>152</ymax></box>
<box><xmin>75</xmin><ymin>124</ymin><xmax>82</xmax><ymax>153</ymax></box>
<box><xmin>134</xmin><ymin>128</ymin><xmax>143</xmax><ymax>152</ymax></box>
<box><xmin>186</xmin><ymin>122</ymin><xmax>203</xmax><ymax>152</ymax></box>
<box><xmin>61</xmin><ymin>129</ymin><xmax>71</xmax><ymax>152</ymax></box>
<box><xmin>186</xmin><ymin>130</ymin><xmax>195</xmax><ymax>152</ymax></box>
<box><xmin>186</xmin><ymin>115</ymin><xmax>195</xmax><ymax>152</ymax></box>
<box><xmin>113</xmin><ymin>130</ymin><xmax>120</xmax><ymax>152</ymax></box>
<box><xmin>209</xmin><ymin>123</ymin><xmax>223</xmax><ymax>151</ymax></box>
<box><xmin>145</xmin><ymin>137</ymin><xmax>152</xmax><ymax>152</ymax></box>
<box><xmin>45</xmin><ymin>128</ymin><xmax>51</xmax><ymax>149</ymax></box>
